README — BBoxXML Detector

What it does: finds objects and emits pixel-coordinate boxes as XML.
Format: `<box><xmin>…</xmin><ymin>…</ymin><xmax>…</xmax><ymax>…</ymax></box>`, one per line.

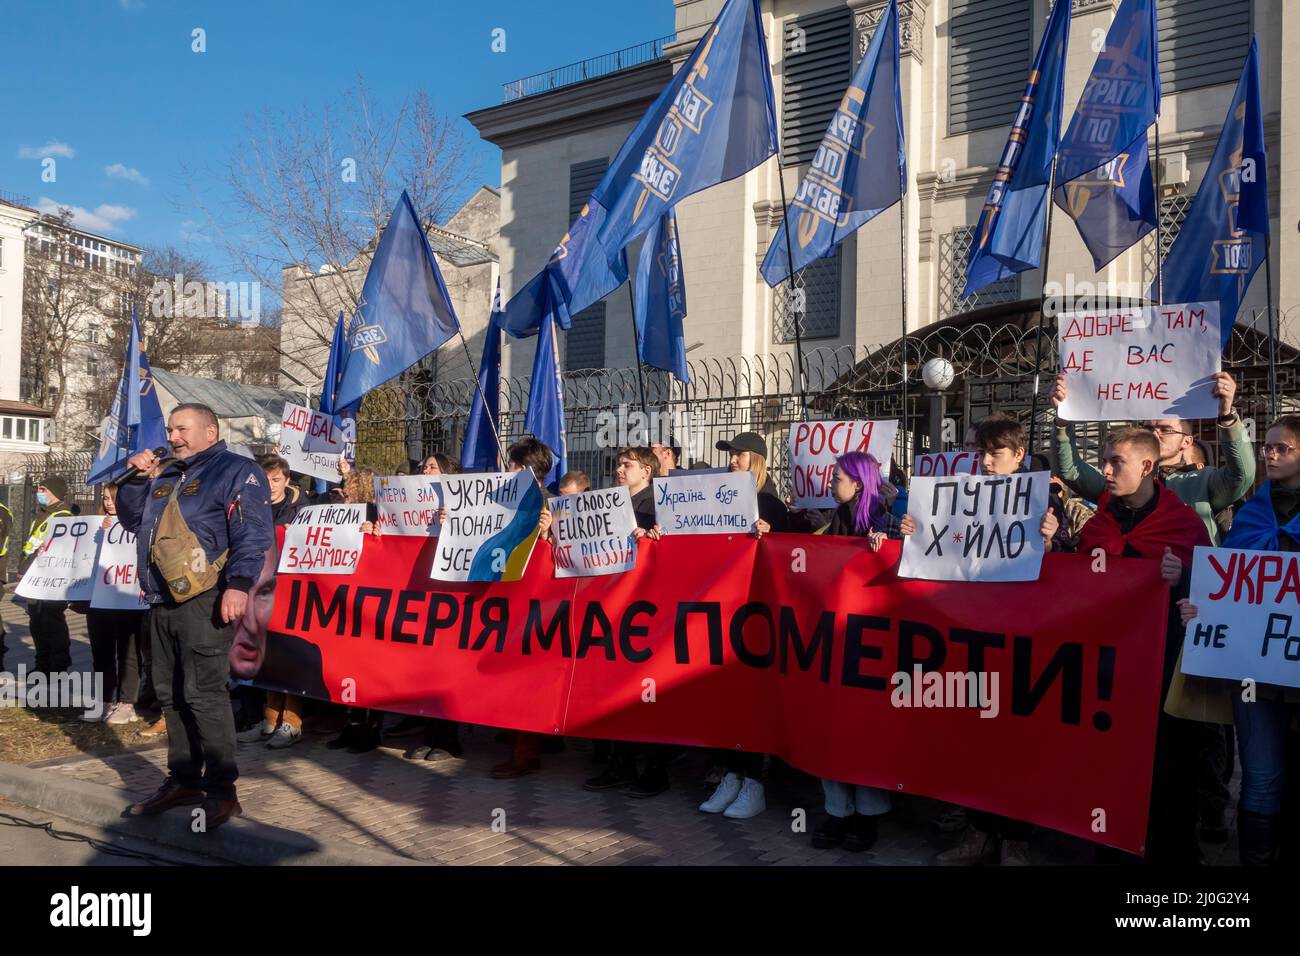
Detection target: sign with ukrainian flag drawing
<box><xmin>432</xmin><ymin>471</ymin><xmax>543</xmax><ymax>582</ymax></box>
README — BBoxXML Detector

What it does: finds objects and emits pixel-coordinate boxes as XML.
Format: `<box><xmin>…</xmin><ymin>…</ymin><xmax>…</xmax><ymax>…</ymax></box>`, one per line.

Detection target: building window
<box><xmin>14</xmin><ymin>419</ymin><xmax>25</xmax><ymax>441</ymax></box>
<box><xmin>774</xmin><ymin>247</ymin><xmax>841</xmax><ymax>343</ymax></box>
<box><xmin>1158</xmin><ymin>0</ymin><xmax>1252</xmax><ymax>94</ymax></box>
<box><xmin>88</xmin><ymin>324</ymin><xmax>101</xmax><ymax>345</ymax></box>
<box><xmin>88</xmin><ymin>354</ymin><xmax>100</xmax><ymax>378</ymax></box>
<box><xmin>781</xmin><ymin>5</ymin><xmax>853</xmax><ymax>167</ymax></box>
<box><xmin>564</xmin><ymin>158</ymin><xmax>610</xmax><ymax>370</ymax></box>
<box><xmin>948</xmin><ymin>0</ymin><xmax>1033</xmax><ymax>135</ymax></box>
<box><xmin>1</xmin><ymin>418</ymin><xmax>10</xmax><ymax>439</ymax></box>
<box><xmin>940</xmin><ymin>225</ymin><xmax>1020</xmax><ymax>318</ymax></box>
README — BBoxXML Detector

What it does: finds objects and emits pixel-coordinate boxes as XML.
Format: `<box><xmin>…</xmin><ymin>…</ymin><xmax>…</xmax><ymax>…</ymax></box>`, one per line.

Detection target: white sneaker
<box><xmin>266</xmin><ymin>722</ymin><xmax>302</xmax><ymax>749</ymax></box>
<box><xmin>699</xmin><ymin>772</ymin><xmax>743</xmax><ymax>813</ymax></box>
<box><xmin>237</xmin><ymin>721</ymin><xmax>275</xmax><ymax>743</ymax></box>
<box><xmin>107</xmin><ymin>703</ymin><xmax>140</xmax><ymax>725</ymax></box>
<box><xmin>722</xmin><ymin>778</ymin><xmax>766</xmax><ymax>819</ymax></box>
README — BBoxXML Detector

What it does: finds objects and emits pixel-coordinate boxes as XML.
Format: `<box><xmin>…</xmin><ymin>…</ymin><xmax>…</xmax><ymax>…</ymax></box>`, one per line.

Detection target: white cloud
<box><xmin>17</xmin><ymin>141</ymin><xmax>75</xmax><ymax>160</ymax></box>
<box><xmin>105</xmin><ymin>163</ymin><xmax>149</xmax><ymax>186</ymax></box>
<box><xmin>36</xmin><ymin>197</ymin><xmax>137</xmax><ymax>234</ymax></box>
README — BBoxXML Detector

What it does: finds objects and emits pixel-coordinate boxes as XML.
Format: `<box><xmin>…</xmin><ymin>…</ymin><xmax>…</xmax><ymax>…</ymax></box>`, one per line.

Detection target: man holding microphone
<box><xmin>116</xmin><ymin>403</ymin><xmax>273</xmax><ymax>831</ymax></box>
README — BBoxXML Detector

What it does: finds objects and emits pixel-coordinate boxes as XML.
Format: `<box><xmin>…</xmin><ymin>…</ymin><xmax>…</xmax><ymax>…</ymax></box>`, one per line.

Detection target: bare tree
<box><xmin>21</xmin><ymin>208</ymin><xmax>117</xmax><ymax>425</ymax></box>
<box><xmin>187</xmin><ymin>77</ymin><xmax>476</xmax><ymax>367</ymax></box>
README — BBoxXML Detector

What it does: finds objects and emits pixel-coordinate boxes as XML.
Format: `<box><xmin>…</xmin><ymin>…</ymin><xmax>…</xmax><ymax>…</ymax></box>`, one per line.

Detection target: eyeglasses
<box><xmin>1261</xmin><ymin>444</ymin><xmax>1298</xmax><ymax>458</ymax></box>
<box><xmin>1147</xmin><ymin>424</ymin><xmax>1190</xmax><ymax>438</ymax></box>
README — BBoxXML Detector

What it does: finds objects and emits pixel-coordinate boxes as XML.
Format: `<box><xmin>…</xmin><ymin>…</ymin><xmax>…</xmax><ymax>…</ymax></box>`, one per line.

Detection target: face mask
<box><xmin>36</xmin><ymin>492</ymin><xmax>50</xmax><ymax>506</ymax></box>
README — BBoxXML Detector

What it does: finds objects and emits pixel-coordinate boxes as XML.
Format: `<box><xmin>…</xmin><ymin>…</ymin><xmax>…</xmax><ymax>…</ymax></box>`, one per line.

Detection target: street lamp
<box><xmin>921</xmin><ymin>357</ymin><xmax>955</xmax><ymax>453</ymax></box>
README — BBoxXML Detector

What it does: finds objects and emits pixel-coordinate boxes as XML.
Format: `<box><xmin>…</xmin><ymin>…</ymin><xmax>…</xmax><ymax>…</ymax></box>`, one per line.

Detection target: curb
<box><xmin>0</xmin><ymin>760</ymin><xmax>421</xmax><ymax>866</ymax></box>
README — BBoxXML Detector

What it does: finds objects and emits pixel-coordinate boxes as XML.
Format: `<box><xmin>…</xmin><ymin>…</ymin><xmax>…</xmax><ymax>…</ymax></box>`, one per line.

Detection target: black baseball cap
<box><xmin>716</xmin><ymin>432</ymin><xmax>767</xmax><ymax>458</ymax></box>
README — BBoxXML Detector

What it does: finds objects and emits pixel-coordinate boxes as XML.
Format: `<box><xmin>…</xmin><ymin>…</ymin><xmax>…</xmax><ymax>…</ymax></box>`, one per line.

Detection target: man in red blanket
<box><xmin>1079</xmin><ymin>427</ymin><xmax>1210</xmax><ymax>864</ymax></box>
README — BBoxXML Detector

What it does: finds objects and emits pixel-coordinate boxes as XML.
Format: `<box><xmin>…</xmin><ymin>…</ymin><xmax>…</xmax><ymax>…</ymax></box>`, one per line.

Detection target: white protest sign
<box><xmin>669</xmin><ymin>466</ymin><xmax>728</xmax><ymax>476</ymax></box>
<box><xmin>914</xmin><ymin>451</ymin><xmax>979</xmax><ymax>478</ymax></box>
<box><xmin>899</xmin><ymin>473</ymin><xmax>1049</xmax><ymax>582</ymax></box>
<box><xmin>1181</xmin><ymin>546</ymin><xmax>1300</xmax><ymax>689</ymax></box>
<box><xmin>277</xmin><ymin>503</ymin><xmax>366</xmax><ymax>575</ymax></box>
<box><xmin>16</xmin><ymin>516</ymin><xmax>97</xmax><ymax>601</ymax></box>
<box><xmin>653</xmin><ymin>471</ymin><xmax>759</xmax><ymax>535</ymax></box>
<box><xmin>277</xmin><ymin>402</ymin><xmax>348</xmax><ymax>481</ymax></box>
<box><xmin>1056</xmin><ymin>301</ymin><xmax>1221</xmax><ymax>422</ymax></box>
<box><xmin>304</xmin><ymin>411</ymin><xmax>355</xmax><ymax>455</ymax></box>
<box><xmin>788</xmin><ymin>419</ymin><xmax>899</xmax><ymax>508</ymax></box>
<box><xmin>432</xmin><ymin>471</ymin><xmax>542</xmax><ymax>582</ymax></box>
<box><xmin>374</xmin><ymin>474</ymin><xmax>445</xmax><ymax>536</ymax></box>
<box><xmin>548</xmin><ymin>487</ymin><xmax>638</xmax><ymax>578</ymax></box>
<box><xmin>89</xmin><ymin>518</ymin><xmax>148</xmax><ymax>610</ymax></box>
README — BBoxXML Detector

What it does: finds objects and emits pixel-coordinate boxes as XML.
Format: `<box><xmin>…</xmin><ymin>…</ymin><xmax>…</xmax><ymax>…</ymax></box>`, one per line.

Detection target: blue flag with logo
<box><xmin>1159</xmin><ymin>38</ymin><xmax>1268</xmax><ymax>346</ymax></box>
<box><xmin>462</xmin><ymin>283</ymin><xmax>505</xmax><ymax>471</ymax></box>
<box><xmin>634</xmin><ymin>209</ymin><xmax>690</xmax><ymax>384</ymax></box>
<box><xmin>503</xmin><ymin>0</ymin><xmax>777</xmax><ymax>339</ymax></box>
<box><xmin>88</xmin><ymin>309</ymin><xmax>167</xmax><ymax>484</ymax></box>
<box><xmin>311</xmin><ymin>312</ymin><xmax>359</xmax><ymax>492</ymax></box>
<box><xmin>334</xmin><ymin>190</ymin><xmax>460</xmax><ymax>410</ymax></box>
<box><xmin>1052</xmin><ymin>0</ymin><xmax>1160</xmax><ymax>270</ymax></box>
<box><xmin>761</xmin><ymin>0</ymin><xmax>905</xmax><ymax>287</ymax></box>
<box><xmin>524</xmin><ymin>305</ymin><xmax>567</xmax><ymax>492</ymax></box>
<box><xmin>962</xmin><ymin>0</ymin><xmax>1070</xmax><ymax>296</ymax></box>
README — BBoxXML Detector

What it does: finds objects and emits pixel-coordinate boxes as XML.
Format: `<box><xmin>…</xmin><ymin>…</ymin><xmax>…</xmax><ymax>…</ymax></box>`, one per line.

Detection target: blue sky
<box><xmin>5</xmin><ymin>0</ymin><xmax>674</xmax><ymax>270</ymax></box>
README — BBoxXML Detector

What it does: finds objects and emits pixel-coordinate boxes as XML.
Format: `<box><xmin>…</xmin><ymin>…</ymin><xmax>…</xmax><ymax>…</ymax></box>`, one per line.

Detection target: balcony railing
<box><xmin>502</xmin><ymin>35</ymin><xmax>674</xmax><ymax>102</ymax></box>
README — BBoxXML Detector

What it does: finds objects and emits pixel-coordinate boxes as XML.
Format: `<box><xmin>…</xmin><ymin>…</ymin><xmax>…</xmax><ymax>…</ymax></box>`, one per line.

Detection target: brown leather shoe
<box><xmin>126</xmin><ymin>778</ymin><xmax>205</xmax><ymax>817</ymax></box>
<box><xmin>198</xmin><ymin>797</ymin><xmax>243</xmax><ymax>831</ymax></box>
<box><xmin>139</xmin><ymin>716</ymin><xmax>167</xmax><ymax>738</ymax></box>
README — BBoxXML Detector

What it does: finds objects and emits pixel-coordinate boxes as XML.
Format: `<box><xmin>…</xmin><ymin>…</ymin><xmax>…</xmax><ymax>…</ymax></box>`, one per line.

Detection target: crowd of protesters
<box><xmin>9</xmin><ymin>373</ymin><xmax>1297</xmax><ymax>864</ymax></box>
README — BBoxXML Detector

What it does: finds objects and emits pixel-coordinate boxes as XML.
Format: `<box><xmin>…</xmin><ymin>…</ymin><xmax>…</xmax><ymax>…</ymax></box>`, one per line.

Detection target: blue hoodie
<box><xmin>116</xmin><ymin>441</ymin><xmax>274</xmax><ymax>605</ymax></box>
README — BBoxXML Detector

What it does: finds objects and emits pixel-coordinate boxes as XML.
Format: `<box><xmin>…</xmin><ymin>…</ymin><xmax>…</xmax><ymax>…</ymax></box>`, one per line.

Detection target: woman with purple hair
<box><xmin>822</xmin><ymin>452</ymin><xmax>900</xmax><ymax>544</ymax></box>
<box><xmin>810</xmin><ymin>451</ymin><xmax>900</xmax><ymax>853</ymax></box>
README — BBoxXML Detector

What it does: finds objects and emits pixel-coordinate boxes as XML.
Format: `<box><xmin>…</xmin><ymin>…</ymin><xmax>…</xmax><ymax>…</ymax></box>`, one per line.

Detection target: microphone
<box><xmin>111</xmin><ymin>446</ymin><xmax>171</xmax><ymax>487</ymax></box>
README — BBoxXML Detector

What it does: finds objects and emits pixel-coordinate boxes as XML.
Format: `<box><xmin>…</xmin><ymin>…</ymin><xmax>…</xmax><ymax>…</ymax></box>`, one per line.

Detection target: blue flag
<box><xmin>87</xmin><ymin>308</ymin><xmax>167</xmax><ymax>484</ymax></box>
<box><xmin>461</xmin><ymin>283</ymin><xmax>504</xmax><ymax>471</ymax></box>
<box><xmin>761</xmin><ymin>0</ymin><xmax>905</xmax><ymax>286</ymax></box>
<box><xmin>1159</xmin><ymin>37</ymin><xmax>1269</xmax><ymax>345</ymax></box>
<box><xmin>633</xmin><ymin>209</ymin><xmax>690</xmax><ymax>384</ymax></box>
<box><xmin>962</xmin><ymin>0</ymin><xmax>1070</xmax><ymax>296</ymax></box>
<box><xmin>1053</xmin><ymin>0</ymin><xmax>1160</xmax><ymax>270</ymax></box>
<box><xmin>312</xmin><ymin>312</ymin><xmax>359</xmax><ymax>493</ymax></box>
<box><xmin>524</xmin><ymin>302</ymin><xmax>567</xmax><ymax>492</ymax></box>
<box><xmin>503</xmin><ymin>0</ymin><xmax>777</xmax><ymax>338</ymax></box>
<box><xmin>335</xmin><ymin>190</ymin><xmax>460</xmax><ymax>409</ymax></box>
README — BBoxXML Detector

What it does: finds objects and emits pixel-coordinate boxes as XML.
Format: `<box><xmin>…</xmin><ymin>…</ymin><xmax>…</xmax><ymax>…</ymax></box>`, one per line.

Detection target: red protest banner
<box><xmin>264</xmin><ymin>533</ymin><xmax>1167</xmax><ymax>854</ymax></box>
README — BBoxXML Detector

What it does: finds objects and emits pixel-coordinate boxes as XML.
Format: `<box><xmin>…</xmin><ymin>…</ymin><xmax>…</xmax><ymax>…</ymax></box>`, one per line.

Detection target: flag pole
<box><xmin>898</xmin><ymin>164</ymin><xmax>909</xmax><ymax>457</ymax></box>
<box><xmin>1154</xmin><ymin>124</ymin><xmax>1164</xmax><ymax>306</ymax></box>
<box><xmin>775</xmin><ymin>167</ymin><xmax>810</xmax><ymax>421</ymax></box>
<box><xmin>626</xmin><ymin>283</ymin><xmax>650</xmax><ymax>414</ymax></box>
<box><xmin>453</xmin><ymin>293</ymin><xmax>507</xmax><ymax>470</ymax></box>
<box><xmin>1266</xmin><ymin>234</ymin><xmax>1278</xmax><ymax>421</ymax></box>
<box><xmin>1027</xmin><ymin>153</ymin><xmax>1060</xmax><ymax>456</ymax></box>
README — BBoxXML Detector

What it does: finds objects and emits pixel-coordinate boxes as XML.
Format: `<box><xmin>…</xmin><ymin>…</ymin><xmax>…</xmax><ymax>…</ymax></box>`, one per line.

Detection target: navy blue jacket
<box><xmin>116</xmin><ymin>441</ymin><xmax>274</xmax><ymax>605</ymax></box>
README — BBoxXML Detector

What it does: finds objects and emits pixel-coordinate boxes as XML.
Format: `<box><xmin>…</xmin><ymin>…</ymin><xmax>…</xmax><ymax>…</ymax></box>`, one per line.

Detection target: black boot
<box><xmin>812</xmin><ymin>814</ymin><xmax>852</xmax><ymax>849</ymax></box>
<box><xmin>843</xmin><ymin>813</ymin><xmax>879</xmax><ymax>853</ymax></box>
<box><xmin>347</xmin><ymin>711</ymin><xmax>383</xmax><ymax>754</ymax></box>
<box><xmin>1238</xmin><ymin>809</ymin><xmax>1282</xmax><ymax>866</ymax></box>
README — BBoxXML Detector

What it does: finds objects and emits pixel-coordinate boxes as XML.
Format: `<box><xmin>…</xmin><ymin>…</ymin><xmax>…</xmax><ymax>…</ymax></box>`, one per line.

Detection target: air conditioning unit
<box><xmin>1160</xmin><ymin>153</ymin><xmax>1190</xmax><ymax>193</ymax></box>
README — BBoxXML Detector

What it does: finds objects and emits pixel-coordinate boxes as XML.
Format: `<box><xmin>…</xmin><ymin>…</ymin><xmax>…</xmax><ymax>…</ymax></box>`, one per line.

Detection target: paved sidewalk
<box><xmin>3</xmin><ymin>597</ymin><xmax>1238</xmax><ymax>866</ymax></box>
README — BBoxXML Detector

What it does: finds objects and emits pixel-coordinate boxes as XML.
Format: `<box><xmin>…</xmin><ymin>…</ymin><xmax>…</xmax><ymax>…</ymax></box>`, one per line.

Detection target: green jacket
<box><xmin>1052</xmin><ymin>418</ymin><xmax>1255</xmax><ymax>546</ymax></box>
